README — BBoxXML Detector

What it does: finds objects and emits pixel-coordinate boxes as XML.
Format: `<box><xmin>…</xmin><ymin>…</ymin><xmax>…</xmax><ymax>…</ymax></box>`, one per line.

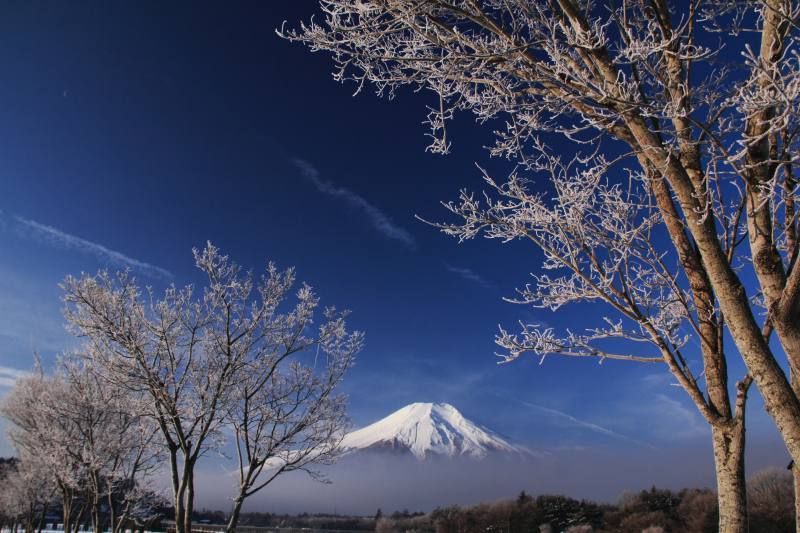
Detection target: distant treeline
<box><xmin>187</xmin><ymin>467</ymin><xmax>794</xmax><ymax>533</ymax></box>
<box><xmin>376</xmin><ymin>469</ymin><xmax>794</xmax><ymax>533</ymax></box>
<box><xmin>21</xmin><ymin>466</ymin><xmax>789</xmax><ymax>533</ymax></box>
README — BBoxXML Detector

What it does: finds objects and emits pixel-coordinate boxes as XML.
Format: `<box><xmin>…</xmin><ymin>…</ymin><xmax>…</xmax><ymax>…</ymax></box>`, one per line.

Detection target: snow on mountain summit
<box><xmin>340</xmin><ymin>402</ymin><xmax>523</xmax><ymax>459</ymax></box>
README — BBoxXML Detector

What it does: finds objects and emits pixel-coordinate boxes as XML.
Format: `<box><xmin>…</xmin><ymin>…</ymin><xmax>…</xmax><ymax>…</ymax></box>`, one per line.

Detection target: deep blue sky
<box><xmin>0</xmin><ymin>1</ymin><xmax>788</xmax><ymax>503</ymax></box>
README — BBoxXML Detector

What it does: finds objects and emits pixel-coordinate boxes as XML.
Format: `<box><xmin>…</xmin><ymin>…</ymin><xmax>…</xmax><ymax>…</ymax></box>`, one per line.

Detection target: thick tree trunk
<box><xmin>792</xmin><ymin>464</ymin><xmax>800</xmax><ymax>533</ymax></box>
<box><xmin>790</xmin><ymin>370</ymin><xmax>800</xmax><ymax>533</ymax></box>
<box><xmin>627</xmin><ymin>120</ymin><xmax>800</xmax><ymax>463</ymax></box>
<box><xmin>174</xmin><ymin>494</ymin><xmax>185</xmax><ymax>533</ymax></box>
<box><xmin>712</xmin><ymin>422</ymin><xmax>748</xmax><ymax>533</ymax></box>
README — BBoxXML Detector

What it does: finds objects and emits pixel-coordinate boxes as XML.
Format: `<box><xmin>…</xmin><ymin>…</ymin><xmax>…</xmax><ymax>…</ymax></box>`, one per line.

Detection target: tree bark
<box><xmin>90</xmin><ymin>479</ymin><xmax>102</xmax><ymax>533</ymax></box>
<box><xmin>91</xmin><ymin>502</ymin><xmax>101</xmax><ymax>533</ymax></box>
<box><xmin>171</xmin><ymin>446</ymin><xmax>185</xmax><ymax>533</ymax></box>
<box><xmin>791</xmin><ymin>462</ymin><xmax>800</xmax><ymax>533</ymax></box>
<box><xmin>625</xmin><ymin>120</ymin><xmax>800</xmax><ymax>463</ymax></box>
<box><xmin>183</xmin><ymin>466</ymin><xmax>194</xmax><ymax>533</ymax></box>
<box><xmin>107</xmin><ymin>491</ymin><xmax>117</xmax><ymax>533</ymax></box>
<box><xmin>72</xmin><ymin>506</ymin><xmax>86</xmax><ymax>533</ymax></box>
<box><xmin>225</xmin><ymin>496</ymin><xmax>245</xmax><ymax>533</ymax></box>
<box><xmin>37</xmin><ymin>505</ymin><xmax>47</xmax><ymax>533</ymax></box>
<box><xmin>174</xmin><ymin>493</ymin><xmax>185</xmax><ymax>533</ymax></box>
<box><xmin>712</xmin><ymin>422</ymin><xmax>748</xmax><ymax>533</ymax></box>
<box><xmin>61</xmin><ymin>489</ymin><xmax>73</xmax><ymax>533</ymax></box>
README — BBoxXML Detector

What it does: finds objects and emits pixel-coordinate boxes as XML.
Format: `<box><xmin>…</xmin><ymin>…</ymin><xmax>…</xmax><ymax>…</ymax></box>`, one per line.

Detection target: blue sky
<box><xmin>0</xmin><ymin>1</ymin><xmax>789</xmax><ymax>501</ymax></box>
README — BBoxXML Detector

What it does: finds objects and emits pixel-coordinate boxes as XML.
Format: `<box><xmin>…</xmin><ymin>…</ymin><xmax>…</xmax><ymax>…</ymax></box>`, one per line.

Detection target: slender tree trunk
<box><xmin>712</xmin><ymin>421</ymin><xmax>748</xmax><ymax>533</ymax></box>
<box><xmin>26</xmin><ymin>511</ymin><xmax>36</xmax><ymax>533</ymax></box>
<box><xmin>37</xmin><ymin>505</ymin><xmax>47</xmax><ymax>533</ymax></box>
<box><xmin>107</xmin><ymin>492</ymin><xmax>117</xmax><ymax>533</ymax></box>
<box><xmin>72</xmin><ymin>506</ymin><xmax>86</xmax><ymax>533</ymax></box>
<box><xmin>91</xmin><ymin>508</ymin><xmax>100</xmax><ymax>533</ymax></box>
<box><xmin>90</xmin><ymin>496</ymin><xmax>101</xmax><ymax>533</ymax></box>
<box><xmin>61</xmin><ymin>491</ymin><xmax>72</xmax><ymax>533</ymax></box>
<box><xmin>89</xmin><ymin>469</ymin><xmax>103</xmax><ymax>533</ymax></box>
<box><xmin>183</xmin><ymin>467</ymin><xmax>194</xmax><ymax>533</ymax></box>
<box><xmin>225</xmin><ymin>496</ymin><xmax>246</xmax><ymax>533</ymax></box>
<box><xmin>169</xmin><ymin>446</ymin><xmax>185</xmax><ymax>533</ymax></box>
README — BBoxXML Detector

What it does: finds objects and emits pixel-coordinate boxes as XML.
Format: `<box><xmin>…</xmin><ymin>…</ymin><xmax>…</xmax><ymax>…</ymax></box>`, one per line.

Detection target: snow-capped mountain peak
<box><xmin>341</xmin><ymin>402</ymin><xmax>523</xmax><ymax>459</ymax></box>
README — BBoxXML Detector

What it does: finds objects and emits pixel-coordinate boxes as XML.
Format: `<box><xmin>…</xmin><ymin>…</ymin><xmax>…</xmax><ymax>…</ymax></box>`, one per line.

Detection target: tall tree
<box><xmin>282</xmin><ymin>2</ymin><xmax>800</xmax><ymax>531</ymax></box>
<box><xmin>62</xmin><ymin>243</ymin><xmax>362</xmax><ymax>533</ymax></box>
<box><xmin>224</xmin><ymin>327</ymin><xmax>358</xmax><ymax>533</ymax></box>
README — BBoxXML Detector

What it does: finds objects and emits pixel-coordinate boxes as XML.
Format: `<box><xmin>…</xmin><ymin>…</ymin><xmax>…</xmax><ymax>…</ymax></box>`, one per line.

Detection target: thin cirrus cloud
<box><xmin>292</xmin><ymin>158</ymin><xmax>416</xmax><ymax>248</ymax></box>
<box><xmin>443</xmin><ymin>261</ymin><xmax>494</xmax><ymax>288</ymax></box>
<box><xmin>518</xmin><ymin>400</ymin><xmax>654</xmax><ymax>448</ymax></box>
<box><xmin>7</xmin><ymin>212</ymin><xmax>173</xmax><ymax>280</ymax></box>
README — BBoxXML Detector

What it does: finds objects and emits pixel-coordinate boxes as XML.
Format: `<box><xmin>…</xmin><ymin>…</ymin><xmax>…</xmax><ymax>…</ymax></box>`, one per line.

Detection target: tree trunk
<box><xmin>183</xmin><ymin>466</ymin><xmax>194</xmax><ymax>533</ymax></box>
<box><xmin>792</xmin><ymin>464</ymin><xmax>800</xmax><ymax>533</ymax></box>
<box><xmin>37</xmin><ymin>505</ymin><xmax>47</xmax><ymax>533</ymax></box>
<box><xmin>91</xmin><ymin>496</ymin><xmax>102</xmax><ymax>533</ymax></box>
<box><xmin>170</xmin><ymin>446</ymin><xmax>185</xmax><ymax>533</ymax></box>
<box><xmin>225</xmin><ymin>496</ymin><xmax>246</xmax><ymax>533</ymax></box>
<box><xmin>174</xmin><ymin>495</ymin><xmax>185</xmax><ymax>533</ymax></box>
<box><xmin>72</xmin><ymin>506</ymin><xmax>86</xmax><ymax>533</ymax></box>
<box><xmin>25</xmin><ymin>511</ymin><xmax>36</xmax><ymax>533</ymax></box>
<box><xmin>712</xmin><ymin>422</ymin><xmax>748</xmax><ymax>533</ymax></box>
<box><xmin>61</xmin><ymin>493</ymin><xmax>72</xmax><ymax>533</ymax></box>
<box><xmin>107</xmin><ymin>491</ymin><xmax>117</xmax><ymax>533</ymax></box>
<box><xmin>625</xmin><ymin>117</ymin><xmax>800</xmax><ymax>464</ymax></box>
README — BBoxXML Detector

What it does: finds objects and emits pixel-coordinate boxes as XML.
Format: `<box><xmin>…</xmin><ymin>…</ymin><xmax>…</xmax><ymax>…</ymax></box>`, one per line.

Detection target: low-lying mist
<box><xmin>187</xmin><ymin>440</ymin><xmax>786</xmax><ymax>515</ymax></box>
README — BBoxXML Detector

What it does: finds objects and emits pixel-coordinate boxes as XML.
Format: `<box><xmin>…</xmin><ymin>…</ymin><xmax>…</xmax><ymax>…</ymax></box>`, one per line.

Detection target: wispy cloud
<box><xmin>292</xmin><ymin>158</ymin><xmax>416</xmax><ymax>248</ymax></box>
<box><xmin>443</xmin><ymin>261</ymin><xmax>494</xmax><ymax>288</ymax></box>
<box><xmin>0</xmin><ymin>366</ymin><xmax>31</xmax><ymax>388</ymax></box>
<box><xmin>6</xmin><ymin>213</ymin><xmax>173</xmax><ymax>279</ymax></box>
<box><xmin>521</xmin><ymin>401</ymin><xmax>620</xmax><ymax>437</ymax></box>
<box><xmin>649</xmin><ymin>393</ymin><xmax>708</xmax><ymax>440</ymax></box>
<box><xmin>518</xmin><ymin>400</ymin><xmax>654</xmax><ymax>448</ymax></box>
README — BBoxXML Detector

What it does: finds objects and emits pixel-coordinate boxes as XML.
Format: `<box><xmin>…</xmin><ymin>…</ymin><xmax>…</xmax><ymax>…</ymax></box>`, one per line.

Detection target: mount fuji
<box><xmin>340</xmin><ymin>402</ymin><xmax>527</xmax><ymax>459</ymax></box>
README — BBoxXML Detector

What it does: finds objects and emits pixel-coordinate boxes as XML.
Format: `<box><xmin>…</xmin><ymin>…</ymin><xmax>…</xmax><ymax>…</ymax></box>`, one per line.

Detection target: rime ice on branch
<box><xmin>282</xmin><ymin>2</ymin><xmax>800</xmax><ymax>532</ymax></box>
<box><xmin>61</xmin><ymin>243</ymin><xmax>361</xmax><ymax>533</ymax></box>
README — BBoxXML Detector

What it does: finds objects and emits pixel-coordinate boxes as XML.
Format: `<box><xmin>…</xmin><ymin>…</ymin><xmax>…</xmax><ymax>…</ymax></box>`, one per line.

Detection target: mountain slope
<box><xmin>341</xmin><ymin>402</ymin><xmax>523</xmax><ymax>459</ymax></box>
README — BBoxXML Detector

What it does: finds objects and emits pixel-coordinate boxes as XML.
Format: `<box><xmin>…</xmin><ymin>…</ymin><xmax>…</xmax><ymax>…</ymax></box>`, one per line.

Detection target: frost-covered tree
<box><xmin>1</xmin><ymin>360</ymin><xmax>159</xmax><ymax>533</ymax></box>
<box><xmin>282</xmin><ymin>2</ymin><xmax>800</xmax><ymax>531</ymax></box>
<box><xmin>62</xmin><ymin>243</ymin><xmax>362</xmax><ymax>533</ymax></box>
<box><xmin>58</xmin><ymin>357</ymin><xmax>162</xmax><ymax>533</ymax></box>
<box><xmin>225</xmin><ymin>319</ymin><xmax>359</xmax><ymax>532</ymax></box>
<box><xmin>2</xmin><ymin>368</ymin><xmax>88</xmax><ymax>533</ymax></box>
<box><xmin>0</xmin><ymin>456</ymin><xmax>54</xmax><ymax>533</ymax></box>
